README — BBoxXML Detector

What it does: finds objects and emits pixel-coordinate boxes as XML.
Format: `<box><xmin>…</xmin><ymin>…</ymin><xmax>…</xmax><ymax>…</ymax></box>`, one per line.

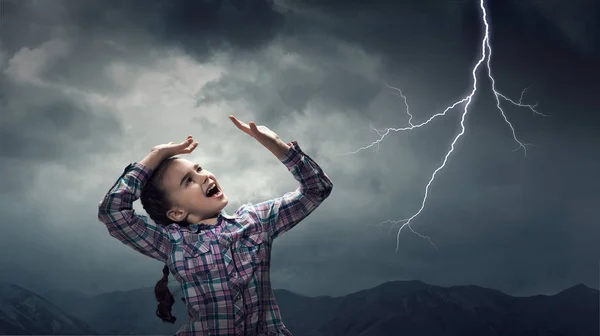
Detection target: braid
<box><xmin>139</xmin><ymin>157</ymin><xmax>185</xmax><ymax>323</ymax></box>
<box><xmin>155</xmin><ymin>265</ymin><xmax>176</xmax><ymax>324</ymax></box>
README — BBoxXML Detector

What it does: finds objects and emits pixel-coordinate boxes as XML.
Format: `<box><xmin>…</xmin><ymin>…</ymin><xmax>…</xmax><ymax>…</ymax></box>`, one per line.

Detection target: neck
<box><xmin>188</xmin><ymin>211</ymin><xmax>220</xmax><ymax>226</ymax></box>
<box><xmin>199</xmin><ymin>216</ymin><xmax>218</xmax><ymax>225</ymax></box>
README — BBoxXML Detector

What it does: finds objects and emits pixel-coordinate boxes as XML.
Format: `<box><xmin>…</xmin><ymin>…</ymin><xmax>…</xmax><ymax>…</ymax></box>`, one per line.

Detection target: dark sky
<box><xmin>0</xmin><ymin>0</ymin><xmax>598</xmax><ymax>298</ymax></box>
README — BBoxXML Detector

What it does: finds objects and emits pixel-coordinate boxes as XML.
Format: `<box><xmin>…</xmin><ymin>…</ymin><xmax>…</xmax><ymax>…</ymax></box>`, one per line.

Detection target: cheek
<box><xmin>194</xmin><ymin>186</ymin><xmax>208</xmax><ymax>199</ymax></box>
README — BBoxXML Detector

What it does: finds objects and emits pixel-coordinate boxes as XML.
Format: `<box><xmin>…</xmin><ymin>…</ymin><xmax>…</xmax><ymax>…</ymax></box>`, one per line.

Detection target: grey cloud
<box><xmin>1</xmin><ymin>0</ymin><xmax>288</xmax><ymax>97</ymax></box>
<box><xmin>194</xmin><ymin>39</ymin><xmax>384</xmax><ymax>126</ymax></box>
<box><xmin>64</xmin><ymin>0</ymin><xmax>286</xmax><ymax>59</ymax></box>
<box><xmin>0</xmin><ymin>72</ymin><xmax>123</xmax><ymax>164</ymax></box>
<box><xmin>0</xmin><ymin>0</ymin><xmax>597</xmax><ymax>300</ymax></box>
<box><xmin>0</xmin><ymin>85</ymin><xmax>122</xmax><ymax>163</ymax></box>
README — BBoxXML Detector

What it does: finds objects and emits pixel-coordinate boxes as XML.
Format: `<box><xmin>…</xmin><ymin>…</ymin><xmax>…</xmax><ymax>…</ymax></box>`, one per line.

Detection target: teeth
<box><xmin>206</xmin><ymin>184</ymin><xmax>217</xmax><ymax>196</ymax></box>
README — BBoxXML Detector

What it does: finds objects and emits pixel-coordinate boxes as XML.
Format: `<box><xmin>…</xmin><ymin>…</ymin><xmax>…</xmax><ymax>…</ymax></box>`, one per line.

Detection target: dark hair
<box><xmin>140</xmin><ymin>157</ymin><xmax>186</xmax><ymax>324</ymax></box>
<box><xmin>141</xmin><ymin>157</ymin><xmax>179</xmax><ymax>226</ymax></box>
<box><xmin>155</xmin><ymin>266</ymin><xmax>176</xmax><ymax>323</ymax></box>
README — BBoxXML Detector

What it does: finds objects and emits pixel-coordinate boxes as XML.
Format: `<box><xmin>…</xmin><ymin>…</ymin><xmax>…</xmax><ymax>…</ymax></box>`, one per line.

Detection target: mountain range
<box><xmin>1</xmin><ymin>280</ymin><xmax>597</xmax><ymax>335</ymax></box>
<box><xmin>0</xmin><ymin>283</ymin><xmax>95</xmax><ymax>335</ymax></box>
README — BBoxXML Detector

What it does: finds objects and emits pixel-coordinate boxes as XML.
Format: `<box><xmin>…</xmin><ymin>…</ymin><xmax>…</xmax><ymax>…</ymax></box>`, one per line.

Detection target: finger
<box><xmin>180</xmin><ymin>141</ymin><xmax>198</xmax><ymax>154</ymax></box>
<box><xmin>230</xmin><ymin>115</ymin><xmax>249</xmax><ymax>127</ymax></box>
<box><xmin>249</xmin><ymin>122</ymin><xmax>262</xmax><ymax>137</ymax></box>
<box><xmin>229</xmin><ymin>115</ymin><xmax>251</xmax><ymax>133</ymax></box>
<box><xmin>229</xmin><ymin>115</ymin><xmax>244</xmax><ymax>127</ymax></box>
<box><xmin>177</xmin><ymin>138</ymin><xmax>194</xmax><ymax>147</ymax></box>
<box><xmin>177</xmin><ymin>135</ymin><xmax>192</xmax><ymax>144</ymax></box>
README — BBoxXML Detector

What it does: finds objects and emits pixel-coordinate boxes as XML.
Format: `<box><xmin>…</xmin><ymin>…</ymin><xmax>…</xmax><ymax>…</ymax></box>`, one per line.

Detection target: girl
<box><xmin>97</xmin><ymin>115</ymin><xmax>333</xmax><ymax>335</ymax></box>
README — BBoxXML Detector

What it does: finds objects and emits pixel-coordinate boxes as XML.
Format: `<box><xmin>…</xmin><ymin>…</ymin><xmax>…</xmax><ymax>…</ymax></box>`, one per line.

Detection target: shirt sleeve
<box><xmin>97</xmin><ymin>162</ymin><xmax>172</xmax><ymax>262</ymax></box>
<box><xmin>250</xmin><ymin>141</ymin><xmax>334</xmax><ymax>240</ymax></box>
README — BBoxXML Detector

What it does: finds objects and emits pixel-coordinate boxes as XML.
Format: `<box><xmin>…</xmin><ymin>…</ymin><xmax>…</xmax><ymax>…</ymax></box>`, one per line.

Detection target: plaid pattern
<box><xmin>98</xmin><ymin>141</ymin><xmax>333</xmax><ymax>335</ymax></box>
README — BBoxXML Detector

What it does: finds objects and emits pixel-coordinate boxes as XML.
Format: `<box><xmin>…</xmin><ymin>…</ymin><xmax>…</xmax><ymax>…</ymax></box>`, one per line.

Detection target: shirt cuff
<box><xmin>126</xmin><ymin>162</ymin><xmax>154</xmax><ymax>183</ymax></box>
<box><xmin>278</xmin><ymin>141</ymin><xmax>302</xmax><ymax>169</ymax></box>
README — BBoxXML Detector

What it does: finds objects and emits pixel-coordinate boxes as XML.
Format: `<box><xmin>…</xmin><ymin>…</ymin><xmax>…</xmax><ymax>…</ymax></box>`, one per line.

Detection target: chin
<box><xmin>217</xmin><ymin>193</ymin><xmax>228</xmax><ymax>205</ymax></box>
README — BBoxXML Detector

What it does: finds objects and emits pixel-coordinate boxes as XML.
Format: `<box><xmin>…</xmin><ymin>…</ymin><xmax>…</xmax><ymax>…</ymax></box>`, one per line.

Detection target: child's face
<box><xmin>160</xmin><ymin>158</ymin><xmax>228</xmax><ymax>224</ymax></box>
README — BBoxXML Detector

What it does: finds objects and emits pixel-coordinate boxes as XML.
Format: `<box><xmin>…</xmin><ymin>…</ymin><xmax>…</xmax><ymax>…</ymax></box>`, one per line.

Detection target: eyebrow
<box><xmin>180</xmin><ymin>163</ymin><xmax>199</xmax><ymax>187</ymax></box>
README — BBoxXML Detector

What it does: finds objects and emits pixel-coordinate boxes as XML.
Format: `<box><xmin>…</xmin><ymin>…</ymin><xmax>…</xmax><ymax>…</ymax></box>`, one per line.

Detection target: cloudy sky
<box><xmin>0</xmin><ymin>0</ymin><xmax>598</xmax><ymax>298</ymax></box>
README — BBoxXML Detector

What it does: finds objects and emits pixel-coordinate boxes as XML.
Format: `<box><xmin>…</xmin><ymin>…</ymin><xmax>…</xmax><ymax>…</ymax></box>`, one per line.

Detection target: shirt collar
<box><xmin>170</xmin><ymin>210</ymin><xmax>239</xmax><ymax>233</ymax></box>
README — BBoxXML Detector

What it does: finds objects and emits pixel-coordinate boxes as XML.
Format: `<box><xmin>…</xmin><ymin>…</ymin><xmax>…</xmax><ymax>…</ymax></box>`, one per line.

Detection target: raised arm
<box><xmin>97</xmin><ymin>136</ymin><xmax>199</xmax><ymax>261</ymax></box>
<box><xmin>229</xmin><ymin>116</ymin><xmax>333</xmax><ymax>239</ymax></box>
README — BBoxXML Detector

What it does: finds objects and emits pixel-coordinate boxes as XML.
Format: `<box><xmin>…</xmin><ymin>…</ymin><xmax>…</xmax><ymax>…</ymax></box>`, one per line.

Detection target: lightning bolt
<box><xmin>337</xmin><ymin>0</ymin><xmax>547</xmax><ymax>254</ymax></box>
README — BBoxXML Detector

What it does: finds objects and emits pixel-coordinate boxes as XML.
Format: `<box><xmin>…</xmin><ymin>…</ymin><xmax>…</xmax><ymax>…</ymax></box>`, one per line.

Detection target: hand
<box><xmin>229</xmin><ymin>115</ymin><xmax>281</xmax><ymax>148</ymax></box>
<box><xmin>151</xmin><ymin>135</ymin><xmax>199</xmax><ymax>159</ymax></box>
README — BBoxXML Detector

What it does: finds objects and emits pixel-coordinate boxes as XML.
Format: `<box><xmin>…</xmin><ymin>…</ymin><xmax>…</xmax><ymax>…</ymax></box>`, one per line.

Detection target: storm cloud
<box><xmin>0</xmin><ymin>0</ymin><xmax>598</xmax><ymax>298</ymax></box>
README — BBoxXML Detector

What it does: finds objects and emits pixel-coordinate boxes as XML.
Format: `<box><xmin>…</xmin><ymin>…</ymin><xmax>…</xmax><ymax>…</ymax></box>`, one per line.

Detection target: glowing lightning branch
<box><xmin>336</xmin><ymin>0</ymin><xmax>545</xmax><ymax>254</ymax></box>
<box><xmin>384</xmin><ymin>81</ymin><xmax>415</xmax><ymax>127</ymax></box>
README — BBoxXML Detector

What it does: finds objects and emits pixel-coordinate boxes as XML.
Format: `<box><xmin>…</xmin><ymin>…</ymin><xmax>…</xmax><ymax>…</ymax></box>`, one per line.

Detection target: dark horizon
<box><xmin>2</xmin><ymin>278</ymin><xmax>597</xmax><ymax>335</ymax></box>
<box><xmin>22</xmin><ymin>276</ymin><xmax>600</xmax><ymax>300</ymax></box>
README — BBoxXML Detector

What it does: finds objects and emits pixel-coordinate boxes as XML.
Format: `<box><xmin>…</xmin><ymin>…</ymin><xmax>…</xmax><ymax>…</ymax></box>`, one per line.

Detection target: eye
<box><xmin>185</xmin><ymin>166</ymin><xmax>203</xmax><ymax>187</ymax></box>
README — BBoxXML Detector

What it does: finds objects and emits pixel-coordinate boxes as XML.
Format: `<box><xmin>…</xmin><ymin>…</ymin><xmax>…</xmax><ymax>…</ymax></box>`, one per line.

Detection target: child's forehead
<box><xmin>168</xmin><ymin>158</ymin><xmax>196</xmax><ymax>171</ymax></box>
<box><xmin>162</xmin><ymin>158</ymin><xmax>198</xmax><ymax>188</ymax></box>
<box><xmin>174</xmin><ymin>157</ymin><xmax>194</xmax><ymax>165</ymax></box>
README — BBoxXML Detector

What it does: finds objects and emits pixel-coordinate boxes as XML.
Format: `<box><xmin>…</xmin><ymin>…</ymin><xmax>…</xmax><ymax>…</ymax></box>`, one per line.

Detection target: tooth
<box><xmin>206</xmin><ymin>185</ymin><xmax>216</xmax><ymax>196</ymax></box>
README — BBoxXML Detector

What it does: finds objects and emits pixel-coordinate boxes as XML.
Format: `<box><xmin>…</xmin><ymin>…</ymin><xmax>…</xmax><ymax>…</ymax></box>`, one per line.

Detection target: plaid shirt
<box><xmin>98</xmin><ymin>141</ymin><xmax>333</xmax><ymax>335</ymax></box>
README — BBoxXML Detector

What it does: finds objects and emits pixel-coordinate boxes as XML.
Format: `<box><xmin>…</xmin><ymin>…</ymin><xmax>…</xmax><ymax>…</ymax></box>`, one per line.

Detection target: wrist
<box><xmin>140</xmin><ymin>150</ymin><xmax>167</xmax><ymax>171</ymax></box>
<box><xmin>268</xmin><ymin>139</ymin><xmax>290</xmax><ymax>159</ymax></box>
<box><xmin>150</xmin><ymin>148</ymin><xmax>168</xmax><ymax>159</ymax></box>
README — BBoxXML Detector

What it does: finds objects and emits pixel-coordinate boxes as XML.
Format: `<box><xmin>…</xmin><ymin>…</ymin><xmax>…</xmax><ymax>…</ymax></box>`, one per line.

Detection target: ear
<box><xmin>166</xmin><ymin>207</ymin><xmax>187</xmax><ymax>223</ymax></box>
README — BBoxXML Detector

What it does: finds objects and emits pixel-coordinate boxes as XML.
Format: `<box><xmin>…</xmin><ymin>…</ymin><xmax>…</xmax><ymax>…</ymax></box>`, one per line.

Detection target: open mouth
<box><xmin>205</xmin><ymin>184</ymin><xmax>222</xmax><ymax>198</ymax></box>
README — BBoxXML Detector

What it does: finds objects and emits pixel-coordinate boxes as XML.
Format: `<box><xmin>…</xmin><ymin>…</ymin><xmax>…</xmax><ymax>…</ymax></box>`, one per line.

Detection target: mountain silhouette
<box><xmin>34</xmin><ymin>280</ymin><xmax>599</xmax><ymax>336</ymax></box>
<box><xmin>0</xmin><ymin>283</ymin><xmax>96</xmax><ymax>335</ymax></box>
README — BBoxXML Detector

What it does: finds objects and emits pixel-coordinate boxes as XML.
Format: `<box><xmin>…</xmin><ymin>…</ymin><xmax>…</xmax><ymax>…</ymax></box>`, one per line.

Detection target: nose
<box><xmin>195</xmin><ymin>169</ymin><xmax>214</xmax><ymax>185</ymax></box>
<box><xmin>200</xmin><ymin>173</ymin><xmax>213</xmax><ymax>186</ymax></box>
